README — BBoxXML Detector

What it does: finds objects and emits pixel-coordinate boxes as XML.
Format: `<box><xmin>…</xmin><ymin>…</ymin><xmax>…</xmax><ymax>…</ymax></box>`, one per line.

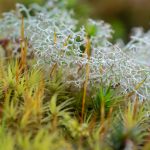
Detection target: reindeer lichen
<box><xmin>0</xmin><ymin>2</ymin><xmax>150</xmax><ymax>100</ymax></box>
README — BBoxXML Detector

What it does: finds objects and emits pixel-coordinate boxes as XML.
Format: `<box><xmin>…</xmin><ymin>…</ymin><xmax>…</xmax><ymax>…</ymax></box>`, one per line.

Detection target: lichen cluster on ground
<box><xmin>0</xmin><ymin>1</ymin><xmax>150</xmax><ymax>150</ymax></box>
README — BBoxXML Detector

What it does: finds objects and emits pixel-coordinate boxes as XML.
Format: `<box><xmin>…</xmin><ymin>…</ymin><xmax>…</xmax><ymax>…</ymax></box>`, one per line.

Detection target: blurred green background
<box><xmin>0</xmin><ymin>0</ymin><xmax>150</xmax><ymax>41</ymax></box>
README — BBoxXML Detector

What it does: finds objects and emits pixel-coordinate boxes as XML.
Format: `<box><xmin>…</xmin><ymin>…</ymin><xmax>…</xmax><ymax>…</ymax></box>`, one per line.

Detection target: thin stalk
<box><xmin>54</xmin><ymin>30</ymin><xmax>57</xmax><ymax>45</ymax></box>
<box><xmin>20</xmin><ymin>16</ymin><xmax>27</xmax><ymax>72</ymax></box>
<box><xmin>81</xmin><ymin>37</ymin><xmax>90</xmax><ymax>123</ymax></box>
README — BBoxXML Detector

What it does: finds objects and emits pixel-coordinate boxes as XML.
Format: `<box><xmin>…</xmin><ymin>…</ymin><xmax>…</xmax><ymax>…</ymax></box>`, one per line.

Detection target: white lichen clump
<box><xmin>125</xmin><ymin>28</ymin><xmax>150</xmax><ymax>66</ymax></box>
<box><xmin>0</xmin><ymin>1</ymin><xmax>150</xmax><ymax>100</ymax></box>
